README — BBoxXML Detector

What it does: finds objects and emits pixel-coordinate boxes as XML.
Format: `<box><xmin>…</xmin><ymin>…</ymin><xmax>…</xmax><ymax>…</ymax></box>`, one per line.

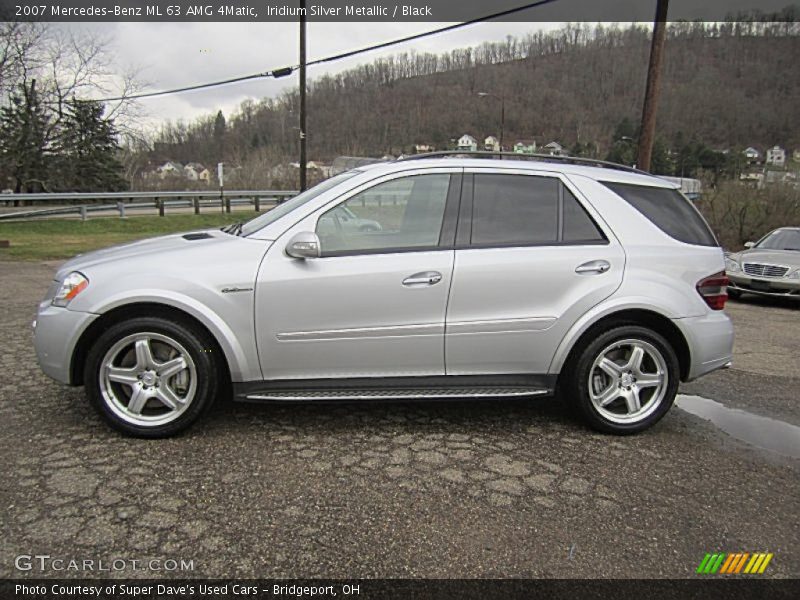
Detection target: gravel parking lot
<box><xmin>1</xmin><ymin>259</ymin><xmax>798</xmax><ymax>579</ymax></box>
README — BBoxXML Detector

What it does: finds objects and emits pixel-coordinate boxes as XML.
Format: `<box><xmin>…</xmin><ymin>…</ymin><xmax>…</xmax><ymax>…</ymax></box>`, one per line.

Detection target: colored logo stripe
<box><xmin>698</xmin><ymin>552</ymin><xmax>773</xmax><ymax>574</ymax></box>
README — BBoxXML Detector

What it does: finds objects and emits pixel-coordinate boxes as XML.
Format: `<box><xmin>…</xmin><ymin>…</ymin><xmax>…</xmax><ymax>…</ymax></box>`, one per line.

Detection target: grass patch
<box><xmin>0</xmin><ymin>213</ymin><xmax>252</xmax><ymax>261</ymax></box>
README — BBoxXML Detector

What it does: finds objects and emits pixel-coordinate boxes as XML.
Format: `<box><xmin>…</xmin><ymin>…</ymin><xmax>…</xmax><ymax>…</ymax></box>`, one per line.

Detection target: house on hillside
<box><xmin>543</xmin><ymin>141</ymin><xmax>566</xmax><ymax>156</ymax></box>
<box><xmin>793</xmin><ymin>149</ymin><xmax>800</xmax><ymax>162</ymax></box>
<box><xmin>157</xmin><ymin>161</ymin><xmax>184</xmax><ymax>179</ymax></box>
<box><xmin>739</xmin><ymin>172</ymin><xmax>764</xmax><ymax>189</ymax></box>
<box><xmin>414</xmin><ymin>144</ymin><xmax>434</xmax><ymax>154</ymax></box>
<box><xmin>484</xmin><ymin>136</ymin><xmax>500</xmax><ymax>152</ymax></box>
<box><xmin>766</xmin><ymin>145</ymin><xmax>786</xmax><ymax>167</ymax></box>
<box><xmin>457</xmin><ymin>134</ymin><xmax>477</xmax><ymax>151</ymax></box>
<box><xmin>306</xmin><ymin>161</ymin><xmax>332</xmax><ymax>178</ymax></box>
<box><xmin>513</xmin><ymin>140</ymin><xmax>536</xmax><ymax>155</ymax></box>
<box><xmin>742</xmin><ymin>147</ymin><xmax>761</xmax><ymax>163</ymax></box>
<box><xmin>184</xmin><ymin>162</ymin><xmax>206</xmax><ymax>181</ymax></box>
<box><xmin>198</xmin><ymin>168</ymin><xmax>212</xmax><ymax>184</ymax></box>
<box><xmin>331</xmin><ymin>156</ymin><xmax>383</xmax><ymax>175</ymax></box>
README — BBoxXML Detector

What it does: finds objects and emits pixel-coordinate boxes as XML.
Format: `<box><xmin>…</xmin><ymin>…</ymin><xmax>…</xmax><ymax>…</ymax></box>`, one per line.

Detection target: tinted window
<box><xmin>472</xmin><ymin>175</ymin><xmax>558</xmax><ymax>245</ymax></box>
<box><xmin>317</xmin><ymin>174</ymin><xmax>450</xmax><ymax>255</ymax></box>
<box><xmin>563</xmin><ymin>187</ymin><xmax>606</xmax><ymax>242</ymax></box>
<box><xmin>601</xmin><ymin>182</ymin><xmax>717</xmax><ymax>246</ymax></box>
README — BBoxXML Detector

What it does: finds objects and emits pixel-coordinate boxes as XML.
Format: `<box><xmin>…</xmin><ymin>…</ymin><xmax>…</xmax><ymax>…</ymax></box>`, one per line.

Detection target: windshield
<box><xmin>240</xmin><ymin>171</ymin><xmax>359</xmax><ymax>237</ymax></box>
<box><xmin>756</xmin><ymin>229</ymin><xmax>800</xmax><ymax>251</ymax></box>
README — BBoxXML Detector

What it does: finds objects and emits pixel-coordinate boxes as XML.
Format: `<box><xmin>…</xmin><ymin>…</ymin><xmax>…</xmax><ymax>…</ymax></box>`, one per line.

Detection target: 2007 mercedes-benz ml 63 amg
<box><xmin>33</xmin><ymin>153</ymin><xmax>734</xmax><ymax>437</ymax></box>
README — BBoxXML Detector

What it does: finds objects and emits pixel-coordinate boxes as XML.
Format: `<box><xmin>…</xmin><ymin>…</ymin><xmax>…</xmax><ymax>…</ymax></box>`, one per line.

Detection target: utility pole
<box><xmin>638</xmin><ymin>0</ymin><xmax>669</xmax><ymax>172</ymax></box>
<box><xmin>299</xmin><ymin>0</ymin><xmax>307</xmax><ymax>191</ymax></box>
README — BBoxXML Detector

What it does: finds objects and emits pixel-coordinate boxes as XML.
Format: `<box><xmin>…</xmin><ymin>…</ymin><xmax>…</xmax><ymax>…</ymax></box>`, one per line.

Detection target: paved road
<box><xmin>1</xmin><ymin>260</ymin><xmax>797</xmax><ymax>579</ymax></box>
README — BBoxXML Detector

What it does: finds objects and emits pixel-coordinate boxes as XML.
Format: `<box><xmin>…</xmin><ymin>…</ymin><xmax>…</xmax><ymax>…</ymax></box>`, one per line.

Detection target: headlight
<box><xmin>52</xmin><ymin>272</ymin><xmax>89</xmax><ymax>307</ymax></box>
<box><xmin>725</xmin><ymin>257</ymin><xmax>741</xmax><ymax>273</ymax></box>
<box><xmin>788</xmin><ymin>269</ymin><xmax>800</xmax><ymax>280</ymax></box>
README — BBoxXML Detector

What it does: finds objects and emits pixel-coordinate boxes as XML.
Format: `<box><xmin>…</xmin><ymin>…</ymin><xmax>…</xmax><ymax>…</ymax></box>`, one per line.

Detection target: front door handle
<box><xmin>403</xmin><ymin>271</ymin><xmax>443</xmax><ymax>286</ymax></box>
<box><xmin>575</xmin><ymin>260</ymin><xmax>611</xmax><ymax>275</ymax></box>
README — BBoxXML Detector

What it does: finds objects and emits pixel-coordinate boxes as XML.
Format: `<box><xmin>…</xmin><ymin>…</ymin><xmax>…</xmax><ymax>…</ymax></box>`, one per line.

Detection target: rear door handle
<box><xmin>575</xmin><ymin>260</ymin><xmax>611</xmax><ymax>275</ymax></box>
<box><xmin>403</xmin><ymin>271</ymin><xmax>442</xmax><ymax>286</ymax></box>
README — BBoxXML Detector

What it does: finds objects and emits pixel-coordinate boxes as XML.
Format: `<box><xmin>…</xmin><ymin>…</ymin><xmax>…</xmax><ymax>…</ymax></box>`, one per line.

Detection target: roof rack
<box><xmin>396</xmin><ymin>150</ymin><xmax>650</xmax><ymax>175</ymax></box>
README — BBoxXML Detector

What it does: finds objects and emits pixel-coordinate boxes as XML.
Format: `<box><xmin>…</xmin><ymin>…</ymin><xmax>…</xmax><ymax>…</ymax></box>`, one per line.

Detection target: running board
<box><xmin>243</xmin><ymin>386</ymin><xmax>551</xmax><ymax>402</ymax></box>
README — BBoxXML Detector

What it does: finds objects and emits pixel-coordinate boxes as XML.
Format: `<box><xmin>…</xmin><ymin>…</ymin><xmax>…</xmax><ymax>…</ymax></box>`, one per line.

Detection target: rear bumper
<box><xmin>33</xmin><ymin>302</ymin><xmax>97</xmax><ymax>385</ymax></box>
<box><xmin>673</xmin><ymin>311</ymin><xmax>734</xmax><ymax>382</ymax></box>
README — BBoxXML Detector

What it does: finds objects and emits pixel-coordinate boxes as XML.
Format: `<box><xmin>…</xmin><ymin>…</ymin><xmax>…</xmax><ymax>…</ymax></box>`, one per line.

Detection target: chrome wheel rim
<box><xmin>99</xmin><ymin>332</ymin><xmax>197</xmax><ymax>427</ymax></box>
<box><xmin>588</xmin><ymin>338</ymin><xmax>668</xmax><ymax>424</ymax></box>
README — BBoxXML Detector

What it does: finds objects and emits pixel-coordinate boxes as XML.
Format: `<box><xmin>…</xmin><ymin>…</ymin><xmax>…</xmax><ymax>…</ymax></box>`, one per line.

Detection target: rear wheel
<box><xmin>564</xmin><ymin>325</ymin><xmax>680</xmax><ymax>434</ymax></box>
<box><xmin>84</xmin><ymin>317</ymin><xmax>221</xmax><ymax>437</ymax></box>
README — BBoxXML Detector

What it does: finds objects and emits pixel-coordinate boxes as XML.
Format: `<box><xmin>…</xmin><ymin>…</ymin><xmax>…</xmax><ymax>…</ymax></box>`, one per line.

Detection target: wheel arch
<box><xmin>70</xmin><ymin>302</ymin><xmax>234</xmax><ymax>386</ymax></box>
<box><xmin>552</xmin><ymin>308</ymin><xmax>691</xmax><ymax>384</ymax></box>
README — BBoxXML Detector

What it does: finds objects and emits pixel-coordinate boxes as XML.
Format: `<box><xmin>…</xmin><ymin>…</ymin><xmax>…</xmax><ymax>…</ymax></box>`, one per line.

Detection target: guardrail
<box><xmin>0</xmin><ymin>190</ymin><xmax>298</xmax><ymax>222</ymax></box>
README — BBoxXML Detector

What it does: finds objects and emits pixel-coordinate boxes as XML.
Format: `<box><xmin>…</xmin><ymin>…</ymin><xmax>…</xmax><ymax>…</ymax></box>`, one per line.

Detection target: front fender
<box><xmin>71</xmin><ymin>284</ymin><xmax>261</xmax><ymax>382</ymax></box>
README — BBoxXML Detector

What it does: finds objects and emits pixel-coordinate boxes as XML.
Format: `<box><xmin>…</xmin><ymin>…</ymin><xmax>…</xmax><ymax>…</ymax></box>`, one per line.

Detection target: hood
<box><xmin>730</xmin><ymin>248</ymin><xmax>800</xmax><ymax>268</ymax></box>
<box><xmin>56</xmin><ymin>229</ymin><xmax>231</xmax><ymax>280</ymax></box>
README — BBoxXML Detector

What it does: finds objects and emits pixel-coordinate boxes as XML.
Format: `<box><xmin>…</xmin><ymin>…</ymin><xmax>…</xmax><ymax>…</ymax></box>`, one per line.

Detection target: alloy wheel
<box><xmin>99</xmin><ymin>332</ymin><xmax>197</xmax><ymax>427</ymax></box>
<box><xmin>588</xmin><ymin>338</ymin><xmax>668</xmax><ymax>424</ymax></box>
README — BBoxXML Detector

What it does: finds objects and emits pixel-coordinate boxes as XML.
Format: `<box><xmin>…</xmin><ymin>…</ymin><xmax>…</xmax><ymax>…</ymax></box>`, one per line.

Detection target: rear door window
<box><xmin>601</xmin><ymin>181</ymin><xmax>717</xmax><ymax>247</ymax></box>
<box><xmin>469</xmin><ymin>174</ymin><xmax>606</xmax><ymax>246</ymax></box>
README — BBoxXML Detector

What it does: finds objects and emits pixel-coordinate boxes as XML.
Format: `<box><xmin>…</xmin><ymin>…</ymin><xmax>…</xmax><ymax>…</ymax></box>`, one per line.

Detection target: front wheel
<box><xmin>563</xmin><ymin>325</ymin><xmax>680</xmax><ymax>434</ymax></box>
<box><xmin>84</xmin><ymin>317</ymin><xmax>222</xmax><ymax>437</ymax></box>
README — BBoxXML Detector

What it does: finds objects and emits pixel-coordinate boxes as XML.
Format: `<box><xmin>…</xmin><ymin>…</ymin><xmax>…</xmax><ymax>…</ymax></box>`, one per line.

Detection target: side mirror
<box><xmin>744</xmin><ymin>241</ymin><xmax>755</xmax><ymax>249</ymax></box>
<box><xmin>286</xmin><ymin>231</ymin><xmax>321</xmax><ymax>259</ymax></box>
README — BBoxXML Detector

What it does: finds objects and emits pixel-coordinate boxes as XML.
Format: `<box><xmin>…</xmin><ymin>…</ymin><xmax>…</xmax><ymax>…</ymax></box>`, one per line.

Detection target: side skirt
<box><xmin>232</xmin><ymin>374</ymin><xmax>557</xmax><ymax>404</ymax></box>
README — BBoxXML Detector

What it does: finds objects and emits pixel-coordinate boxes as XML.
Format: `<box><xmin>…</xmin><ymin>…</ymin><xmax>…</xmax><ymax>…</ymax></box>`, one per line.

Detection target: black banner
<box><xmin>1</xmin><ymin>0</ymin><xmax>800</xmax><ymax>23</ymax></box>
<box><xmin>3</xmin><ymin>579</ymin><xmax>800</xmax><ymax>600</ymax></box>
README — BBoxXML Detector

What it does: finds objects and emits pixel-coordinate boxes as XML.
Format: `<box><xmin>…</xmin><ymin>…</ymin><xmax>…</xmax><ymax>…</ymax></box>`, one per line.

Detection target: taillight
<box><xmin>697</xmin><ymin>271</ymin><xmax>729</xmax><ymax>310</ymax></box>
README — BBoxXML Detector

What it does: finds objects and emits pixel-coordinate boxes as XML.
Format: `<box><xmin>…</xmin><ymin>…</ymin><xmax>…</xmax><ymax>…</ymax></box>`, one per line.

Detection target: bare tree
<box><xmin>0</xmin><ymin>22</ymin><xmax>47</xmax><ymax>99</ymax></box>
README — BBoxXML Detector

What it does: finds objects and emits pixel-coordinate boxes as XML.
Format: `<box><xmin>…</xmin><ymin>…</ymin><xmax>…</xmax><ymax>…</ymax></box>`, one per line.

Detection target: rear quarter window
<box><xmin>601</xmin><ymin>181</ymin><xmax>718</xmax><ymax>247</ymax></box>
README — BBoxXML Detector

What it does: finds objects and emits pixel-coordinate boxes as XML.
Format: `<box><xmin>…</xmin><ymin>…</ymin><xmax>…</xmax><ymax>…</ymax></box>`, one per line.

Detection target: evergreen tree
<box><xmin>53</xmin><ymin>99</ymin><xmax>127</xmax><ymax>192</ymax></box>
<box><xmin>0</xmin><ymin>80</ymin><xmax>50</xmax><ymax>193</ymax></box>
<box><xmin>605</xmin><ymin>118</ymin><xmax>638</xmax><ymax>166</ymax></box>
<box><xmin>213</xmin><ymin>110</ymin><xmax>226</xmax><ymax>160</ymax></box>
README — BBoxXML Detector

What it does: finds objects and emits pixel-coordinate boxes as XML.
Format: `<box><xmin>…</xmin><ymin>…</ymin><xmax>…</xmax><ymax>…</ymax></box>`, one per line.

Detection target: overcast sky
<box><xmin>78</xmin><ymin>21</ymin><xmax>563</xmax><ymax>131</ymax></box>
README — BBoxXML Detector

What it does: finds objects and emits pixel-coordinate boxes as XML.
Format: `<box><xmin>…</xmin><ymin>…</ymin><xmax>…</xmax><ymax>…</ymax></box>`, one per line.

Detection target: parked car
<box><xmin>725</xmin><ymin>227</ymin><xmax>800</xmax><ymax>300</ymax></box>
<box><xmin>33</xmin><ymin>154</ymin><xmax>734</xmax><ymax>437</ymax></box>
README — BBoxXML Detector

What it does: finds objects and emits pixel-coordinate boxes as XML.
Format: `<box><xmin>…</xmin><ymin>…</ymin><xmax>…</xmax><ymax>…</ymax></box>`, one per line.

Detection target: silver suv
<box><xmin>33</xmin><ymin>154</ymin><xmax>734</xmax><ymax>437</ymax></box>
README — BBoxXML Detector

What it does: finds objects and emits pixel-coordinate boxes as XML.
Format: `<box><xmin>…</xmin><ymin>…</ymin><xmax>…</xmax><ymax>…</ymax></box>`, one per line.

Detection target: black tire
<box><xmin>562</xmin><ymin>325</ymin><xmax>680</xmax><ymax>435</ymax></box>
<box><xmin>84</xmin><ymin>316</ymin><xmax>222</xmax><ymax>438</ymax></box>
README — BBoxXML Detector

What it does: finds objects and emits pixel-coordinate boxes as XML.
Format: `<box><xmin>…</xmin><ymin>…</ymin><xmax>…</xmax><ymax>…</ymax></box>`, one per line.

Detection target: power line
<box><xmin>304</xmin><ymin>0</ymin><xmax>559</xmax><ymax>68</ymax></box>
<box><xmin>95</xmin><ymin>0</ymin><xmax>559</xmax><ymax>103</ymax></box>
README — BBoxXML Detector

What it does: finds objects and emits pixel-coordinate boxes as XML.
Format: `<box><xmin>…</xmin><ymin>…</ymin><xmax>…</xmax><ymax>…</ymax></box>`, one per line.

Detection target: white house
<box><xmin>484</xmin><ymin>136</ymin><xmax>500</xmax><ymax>152</ymax></box>
<box><xmin>742</xmin><ymin>147</ymin><xmax>761</xmax><ymax>162</ymax></box>
<box><xmin>765</xmin><ymin>146</ymin><xmax>786</xmax><ymax>167</ymax></box>
<box><xmin>157</xmin><ymin>161</ymin><xmax>184</xmax><ymax>179</ymax></box>
<box><xmin>457</xmin><ymin>134</ymin><xmax>477</xmax><ymax>152</ymax></box>
<box><xmin>513</xmin><ymin>139</ymin><xmax>537</xmax><ymax>154</ymax></box>
<box><xmin>543</xmin><ymin>141</ymin><xmax>566</xmax><ymax>156</ymax></box>
<box><xmin>183</xmin><ymin>162</ymin><xmax>205</xmax><ymax>181</ymax></box>
<box><xmin>414</xmin><ymin>144</ymin><xmax>434</xmax><ymax>153</ymax></box>
<box><xmin>198</xmin><ymin>168</ymin><xmax>212</xmax><ymax>184</ymax></box>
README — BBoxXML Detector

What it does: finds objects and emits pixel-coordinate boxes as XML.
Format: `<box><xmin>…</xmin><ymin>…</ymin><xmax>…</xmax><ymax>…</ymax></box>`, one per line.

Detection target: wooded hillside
<box><xmin>150</xmin><ymin>21</ymin><xmax>799</xmax><ymax>177</ymax></box>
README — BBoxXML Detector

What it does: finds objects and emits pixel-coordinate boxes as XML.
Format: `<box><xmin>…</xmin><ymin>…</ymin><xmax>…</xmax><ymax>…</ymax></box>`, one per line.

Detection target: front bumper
<box><xmin>33</xmin><ymin>302</ymin><xmax>98</xmax><ymax>385</ymax></box>
<box><xmin>673</xmin><ymin>311</ymin><xmax>734</xmax><ymax>382</ymax></box>
<box><xmin>727</xmin><ymin>272</ymin><xmax>800</xmax><ymax>298</ymax></box>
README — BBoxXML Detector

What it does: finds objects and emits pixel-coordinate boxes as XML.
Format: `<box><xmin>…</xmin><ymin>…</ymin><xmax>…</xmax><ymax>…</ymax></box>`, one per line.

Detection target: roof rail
<box><xmin>396</xmin><ymin>150</ymin><xmax>650</xmax><ymax>175</ymax></box>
